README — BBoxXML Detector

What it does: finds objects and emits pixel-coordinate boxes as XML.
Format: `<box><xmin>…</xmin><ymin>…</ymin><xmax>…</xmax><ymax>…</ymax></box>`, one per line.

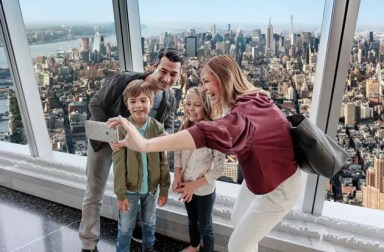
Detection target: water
<box><xmin>0</xmin><ymin>98</ymin><xmax>7</xmax><ymax>132</ymax></box>
<box><xmin>0</xmin><ymin>35</ymin><xmax>117</xmax><ymax>68</ymax></box>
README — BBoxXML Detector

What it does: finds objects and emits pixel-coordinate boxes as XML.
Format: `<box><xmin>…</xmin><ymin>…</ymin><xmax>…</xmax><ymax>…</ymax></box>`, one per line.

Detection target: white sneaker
<box><xmin>180</xmin><ymin>244</ymin><xmax>200</xmax><ymax>252</ymax></box>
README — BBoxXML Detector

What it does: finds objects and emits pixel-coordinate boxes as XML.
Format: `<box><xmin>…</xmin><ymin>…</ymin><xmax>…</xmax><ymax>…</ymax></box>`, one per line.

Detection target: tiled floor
<box><xmin>0</xmin><ymin>186</ymin><xmax>188</xmax><ymax>252</ymax></box>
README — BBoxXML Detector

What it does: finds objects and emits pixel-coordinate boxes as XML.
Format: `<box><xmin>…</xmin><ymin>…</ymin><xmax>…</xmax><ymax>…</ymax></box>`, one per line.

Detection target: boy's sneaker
<box><xmin>132</xmin><ymin>227</ymin><xmax>142</xmax><ymax>243</ymax></box>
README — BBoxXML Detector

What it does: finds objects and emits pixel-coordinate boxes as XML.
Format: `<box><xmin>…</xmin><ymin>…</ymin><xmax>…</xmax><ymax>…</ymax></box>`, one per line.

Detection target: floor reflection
<box><xmin>0</xmin><ymin>186</ymin><xmax>188</xmax><ymax>252</ymax></box>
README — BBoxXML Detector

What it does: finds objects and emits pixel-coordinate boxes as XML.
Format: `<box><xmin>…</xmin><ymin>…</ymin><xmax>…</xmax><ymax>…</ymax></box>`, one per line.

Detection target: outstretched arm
<box><xmin>108</xmin><ymin>116</ymin><xmax>196</xmax><ymax>152</ymax></box>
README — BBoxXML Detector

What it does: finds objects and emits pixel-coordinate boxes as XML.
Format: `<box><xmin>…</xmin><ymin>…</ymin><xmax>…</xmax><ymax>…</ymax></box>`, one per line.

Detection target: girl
<box><xmin>108</xmin><ymin>55</ymin><xmax>301</xmax><ymax>252</ymax></box>
<box><xmin>174</xmin><ymin>87</ymin><xmax>225</xmax><ymax>252</ymax></box>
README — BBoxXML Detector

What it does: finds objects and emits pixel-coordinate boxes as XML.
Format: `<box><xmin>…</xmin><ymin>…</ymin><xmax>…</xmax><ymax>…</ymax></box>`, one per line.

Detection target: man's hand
<box><xmin>118</xmin><ymin>199</ymin><xmax>129</xmax><ymax>213</ymax></box>
<box><xmin>157</xmin><ymin>195</ymin><xmax>168</xmax><ymax>207</ymax></box>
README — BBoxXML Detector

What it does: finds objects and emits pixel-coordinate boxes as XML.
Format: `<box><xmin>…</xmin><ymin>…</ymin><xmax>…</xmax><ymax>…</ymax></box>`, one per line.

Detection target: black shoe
<box><xmin>143</xmin><ymin>249</ymin><xmax>156</xmax><ymax>252</ymax></box>
<box><xmin>132</xmin><ymin>226</ymin><xmax>142</xmax><ymax>243</ymax></box>
<box><xmin>81</xmin><ymin>247</ymin><xmax>98</xmax><ymax>252</ymax></box>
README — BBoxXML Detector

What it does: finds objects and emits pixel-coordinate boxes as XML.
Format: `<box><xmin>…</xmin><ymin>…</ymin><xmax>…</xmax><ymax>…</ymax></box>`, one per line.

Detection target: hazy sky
<box><xmin>19</xmin><ymin>0</ymin><xmax>384</xmax><ymax>27</ymax></box>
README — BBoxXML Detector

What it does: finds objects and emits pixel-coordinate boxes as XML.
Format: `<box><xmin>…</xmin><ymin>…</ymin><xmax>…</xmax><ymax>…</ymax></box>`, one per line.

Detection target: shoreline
<box><xmin>0</xmin><ymin>33</ymin><xmax>116</xmax><ymax>48</ymax></box>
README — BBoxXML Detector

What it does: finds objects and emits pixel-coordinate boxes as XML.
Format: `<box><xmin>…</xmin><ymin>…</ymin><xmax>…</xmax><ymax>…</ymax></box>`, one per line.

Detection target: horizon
<box><xmin>19</xmin><ymin>0</ymin><xmax>384</xmax><ymax>28</ymax></box>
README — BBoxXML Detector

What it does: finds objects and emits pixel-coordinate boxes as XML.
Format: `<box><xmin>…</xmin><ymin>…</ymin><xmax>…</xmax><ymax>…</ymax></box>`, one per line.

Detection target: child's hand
<box><xmin>172</xmin><ymin>170</ymin><xmax>184</xmax><ymax>192</ymax></box>
<box><xmin>157</xmin><ymin>195</ymin><xmax>168</xmax><ymax>207</ymax></box>
<box><xmin>172</xmin><ymin>177</ymin><xmax>183</xmax><ymax>192</ymax></box>
<box><xmin>110</xmin><ymin>142</ymin><xmax>124</xmax><ymax>152</ymax></box>
<box><xmin>175</xmin><ymin>181</ymin><xmax>198</xmax><ymax>203</ymax></box>
<box><xmin>118</xmin><ymin>199</ymin><xmax>129</xmax><ymax>213</ymax></box>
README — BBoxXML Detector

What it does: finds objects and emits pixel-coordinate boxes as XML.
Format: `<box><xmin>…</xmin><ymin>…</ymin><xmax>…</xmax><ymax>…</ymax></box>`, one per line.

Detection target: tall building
<box><xmin>81</xmin><ymin>37</ymin><xmax>89</xmax><ymax>51</ymax></box>
<box><xmin>251</xmin><ymin>29</ymin><xmax>262</xmax><ymax>47</ymax></box>
<box><xmin>265</xmin><ymin>19</ymin><xmax>274</xmax><ymax>57</ymax></box>
<box><xmin>211</xmin><ymin>24</ymin><xmax>216</xmax><ymax>36</ymax></box>
<box><xmin>344</xmin><ymin>102</ymin><xmax>356</xmax><ymax>126</ymax></box>
<box><xmin>366</xmin><ymin>79</ymin><xmax>380</xmax><ymax>98</ymax></box>
<box><xmin>363</xmin><ymin>155</ymin><xmax>384</xmax><ymax>210</ymax></box>
<box><xmin>185</xmin><ymin>36</ymin><xmax>197</xmax><ymax>57</ymax></box>
<box><xmin>80</xmin><ymin>37</ymin><xmax>89</xmax><ymax>63</ymax></box>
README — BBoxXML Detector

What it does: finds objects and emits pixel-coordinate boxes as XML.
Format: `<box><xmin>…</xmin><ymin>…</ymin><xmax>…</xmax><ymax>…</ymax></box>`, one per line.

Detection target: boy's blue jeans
<box><xmin>116</xmin><ymin>191</ymin><xmax>158</xmax><ymax>252</ymax></box>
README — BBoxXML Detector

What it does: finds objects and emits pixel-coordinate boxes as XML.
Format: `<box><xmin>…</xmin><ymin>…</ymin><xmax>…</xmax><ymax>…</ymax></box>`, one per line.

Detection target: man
<box><xmin>79</xmin><ymin>48</ymin><xmax>184</xmax><ymax>252</ymax></box>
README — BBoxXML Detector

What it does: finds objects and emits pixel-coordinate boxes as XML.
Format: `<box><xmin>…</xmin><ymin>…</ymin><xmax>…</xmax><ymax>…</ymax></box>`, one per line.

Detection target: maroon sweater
<box><xmin>187</xmin><ymin>92</ymin><xmax>297</xmax><ymax>195</ymax></box>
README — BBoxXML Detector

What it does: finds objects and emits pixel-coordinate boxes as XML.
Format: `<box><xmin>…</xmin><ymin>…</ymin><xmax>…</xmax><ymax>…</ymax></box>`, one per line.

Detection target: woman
<box><xmin>108</xmin><ymin>55</ymin><xmax>301</xmax><ymax>252</ymax></box>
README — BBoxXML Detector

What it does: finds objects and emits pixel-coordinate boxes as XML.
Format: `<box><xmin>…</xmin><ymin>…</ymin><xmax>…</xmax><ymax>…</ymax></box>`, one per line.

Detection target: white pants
<box><xmin>228</xmin><ymin>169</ymin><xmax>301</xmax><ymax>252</ymax></box>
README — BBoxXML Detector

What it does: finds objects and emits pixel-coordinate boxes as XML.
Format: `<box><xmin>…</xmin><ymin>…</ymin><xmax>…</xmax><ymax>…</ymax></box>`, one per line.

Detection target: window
<box><xmin>19</xmin><ymin>0</ymin><xmax>119</xmax><ymax>155</ymax></box>
<box><xmin>138</xmin><ymin>0</ymin><xmax>326</xmax><ymax>181</ymax></box>
<box><xmin>327</xmin><ymin>0</ymin><xmax>384</xmax><ymax>212</ymax></box>
<box><xmin>0</xmin><ymin>35</ymin><xmax>27</xmax><ymax>145</ymax></box>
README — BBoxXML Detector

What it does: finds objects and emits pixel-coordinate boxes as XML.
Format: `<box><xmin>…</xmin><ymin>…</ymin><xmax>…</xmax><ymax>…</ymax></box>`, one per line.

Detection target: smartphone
<box><xmin>85</xmin><ymin>120</ymin><xmax>119</xmax><ymax>143</ymax></box>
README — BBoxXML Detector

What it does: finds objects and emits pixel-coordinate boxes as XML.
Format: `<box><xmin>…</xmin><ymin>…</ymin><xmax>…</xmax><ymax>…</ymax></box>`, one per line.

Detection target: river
<box><xmin>0</xmin><ymin>35</ymin><xmax>117</xmax><ymax>68</ymax></box>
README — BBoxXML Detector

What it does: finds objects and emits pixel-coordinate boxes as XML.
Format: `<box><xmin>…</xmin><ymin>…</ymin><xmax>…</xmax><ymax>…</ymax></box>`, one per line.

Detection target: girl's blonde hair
<box><xmin>202</xmin><ymin>54</ymin><xmax>268</xmax><ymax>115</ymax></box>
<box><xmin>180</xmin><ymin>87</ymin><xmax>212</xmax><ymax>130</ymax></box>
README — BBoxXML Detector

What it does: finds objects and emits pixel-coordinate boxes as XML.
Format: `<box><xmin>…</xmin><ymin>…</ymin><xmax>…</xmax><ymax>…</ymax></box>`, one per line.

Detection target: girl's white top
<box><xmin>174</xmin><ymin>148</ymin><xmax>225</xmax><ymax>196</ymax></box>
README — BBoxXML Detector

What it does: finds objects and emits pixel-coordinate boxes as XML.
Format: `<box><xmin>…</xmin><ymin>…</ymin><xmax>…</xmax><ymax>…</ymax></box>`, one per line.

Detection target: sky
<box><xmin>19</xmin><ymin>0</ymin><xmax>384</xmax><ymax>28</ymax></box>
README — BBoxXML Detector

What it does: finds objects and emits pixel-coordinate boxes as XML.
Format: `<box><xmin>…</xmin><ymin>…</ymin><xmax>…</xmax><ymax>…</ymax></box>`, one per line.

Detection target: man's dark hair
<box><xmin>155</xmin><ymin>47</ymin><xmax>185</xmax><ymax>66</ymax></box>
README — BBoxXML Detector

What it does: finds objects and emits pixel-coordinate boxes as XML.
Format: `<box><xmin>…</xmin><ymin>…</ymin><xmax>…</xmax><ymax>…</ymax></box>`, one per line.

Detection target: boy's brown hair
<box><xmin>123</xmin><ymin>80</ymin><xmax>154</xmax><ymax>107</ymax></box>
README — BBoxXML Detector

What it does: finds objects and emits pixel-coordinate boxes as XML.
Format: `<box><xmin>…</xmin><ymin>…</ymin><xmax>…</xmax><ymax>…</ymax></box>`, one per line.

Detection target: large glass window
<box><xmin>19</xmin><ymin>0</ymin><xmax>119</xmax><ymax>155</ymax></box>
<box><xmin>327</xmin><ymin>0</ymin><xmax>384</xmax><ymax>211</ymax></box>
<box><xmin>0</xmin><ymin>35</ymin><xmax>27</xmax><ymax>145</ymax></box>
<box><xmin>139</xmin><ymin>0</ymin><xmax>325</xmax><ymax>181</ymax></box>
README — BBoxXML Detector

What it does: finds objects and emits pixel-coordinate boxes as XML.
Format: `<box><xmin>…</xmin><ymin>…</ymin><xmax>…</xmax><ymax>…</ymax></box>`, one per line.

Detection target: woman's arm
<box><xmin>108</xmin><ymin>116</ymin><xmax>196</xmax><ymax>152</ymax></box>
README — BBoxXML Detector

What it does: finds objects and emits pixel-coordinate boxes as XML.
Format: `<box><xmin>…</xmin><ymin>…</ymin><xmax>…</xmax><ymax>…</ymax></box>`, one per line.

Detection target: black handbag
<box><xmin>287</xmin><ymin>114</ymin><xmax>350</xmax><ymax>178</ymax></box>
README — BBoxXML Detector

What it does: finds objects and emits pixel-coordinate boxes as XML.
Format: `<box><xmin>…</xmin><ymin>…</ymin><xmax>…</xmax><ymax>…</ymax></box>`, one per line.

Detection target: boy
<box><xmin>112</xmin><ymin>79</ymin><xmax>170</xmax><ymax>252</ymax></box>
<box><xmin>80</xmin><ymin>48</ymin><xmax>183</xmax><ymax>252</ymax></box>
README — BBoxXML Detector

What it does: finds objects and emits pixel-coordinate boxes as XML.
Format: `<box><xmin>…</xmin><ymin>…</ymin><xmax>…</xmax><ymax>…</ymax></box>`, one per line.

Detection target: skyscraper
<box><xmin>266</xmin><ymin>19</ymin><xmax>274</xmax><ymax>57</ymax></box>
<box><xmin>363</xmin><ymin>155</ymin><xmax>384</xmax><ymax>210</ymax></box>
<box><xmin>344</xmin><ymin>102</ymin><xmax>356</xmax><ymax>126</ymax></box>
<box><xmin>185</xmin><ymin>36</ymin><xmax>197</xmax><ymax>57</ymax></box>
<box><xmin>211</xmin><ymin>24</ymin><xmax>216</xmax><ymax>36</ymax></box>
<box><xmin>369</xmin><ymin>31</ymin><xmax>374</xmax><ymax>43</ymax></box>
<box><xmin>81</xmin><ymin>37</ymin><xmax>89</xmax><ymax>51</ymax></box>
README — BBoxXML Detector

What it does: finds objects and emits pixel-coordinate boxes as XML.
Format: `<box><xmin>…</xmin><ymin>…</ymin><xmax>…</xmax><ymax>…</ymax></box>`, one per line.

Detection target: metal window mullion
<box><xmin>126</xmin><ymin>0</ymin><xmax>143</xmax><ymax>72</ymax></box>
<box><xmin>302</xmin><ymin>0</ymin><xmax>360</xmax><ymax>214</ymax></box>
<box><xmin>113</xmin><ymin>0</ymin><xmax>130</xmax><ymax>71</ymax></box>
<box><xmin>112</xmin><ymin>0</ymin><xmax>143</xmax><ymax>72</ymax></box>
<box><xmin>0</xmin><ymin>0</ymin><xmax>50</xmax><ymax>157</ymax></box>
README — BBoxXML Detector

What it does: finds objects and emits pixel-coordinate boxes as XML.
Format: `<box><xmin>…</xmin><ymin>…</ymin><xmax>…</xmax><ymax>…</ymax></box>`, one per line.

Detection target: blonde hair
<box><xmin>123</xmin><ymin>80</ymin><xmax>154</xmax><ymax>108</ymax></box>
<box><xmin>202</xmin><ymin>55</ymin><xmax>268</xmax><ymax>115</ymax></box>
<box><xmin>180</xmin><ymin>87</ymin><xmax>212</xmax><ymax>130</ymax></box>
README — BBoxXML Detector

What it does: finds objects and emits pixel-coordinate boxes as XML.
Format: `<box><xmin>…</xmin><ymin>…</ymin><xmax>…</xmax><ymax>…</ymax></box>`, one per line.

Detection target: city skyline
<box><xmin>19</xmin><ymin>0</ymin><xmax>384</xmax><ymax>28</ymax></box>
